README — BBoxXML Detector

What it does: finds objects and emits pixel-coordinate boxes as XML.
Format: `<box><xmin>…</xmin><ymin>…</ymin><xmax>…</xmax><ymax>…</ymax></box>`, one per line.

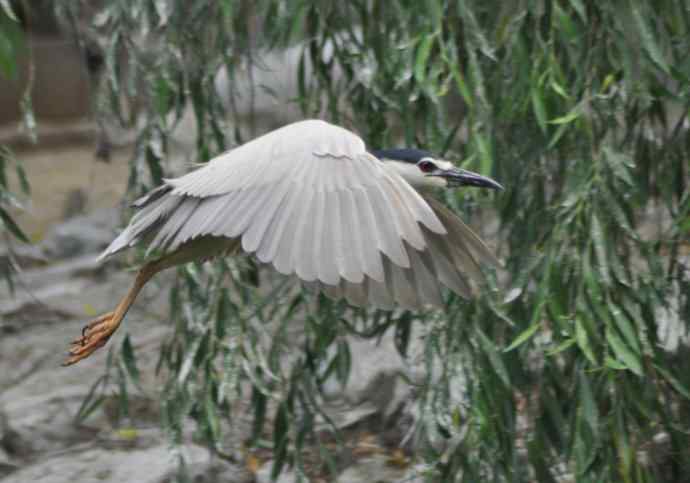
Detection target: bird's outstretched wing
<box><xmin>101</xmin><ymin>119</ymin><xmax>498</xmax><ymax>309</ymax></box>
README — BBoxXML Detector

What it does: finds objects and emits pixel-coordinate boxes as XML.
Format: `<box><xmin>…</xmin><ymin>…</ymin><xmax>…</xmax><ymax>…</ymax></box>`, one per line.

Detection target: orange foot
<box><xmin>63</xmin><ymin>311</ymin><xmax>119</xmax><ymax>366</ymax></box>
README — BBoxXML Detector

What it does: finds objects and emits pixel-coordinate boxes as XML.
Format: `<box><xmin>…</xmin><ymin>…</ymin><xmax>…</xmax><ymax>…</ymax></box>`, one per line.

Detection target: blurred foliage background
<box><xmin>31</xmin><ymin>0</ymin><xmax>690</xmax><ymax>481</ymax></box>
<box><xmin>0</xmin><ymin>2</ymin><xmax>31</xmax><ymax>291</ymax></box>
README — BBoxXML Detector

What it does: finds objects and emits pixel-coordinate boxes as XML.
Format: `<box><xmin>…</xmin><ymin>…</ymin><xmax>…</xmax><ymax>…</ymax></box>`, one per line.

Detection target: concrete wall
<box><xmin>0</xmin><ymin>34</ymin><xmax>94</xmax><ymax>125</ymax></box>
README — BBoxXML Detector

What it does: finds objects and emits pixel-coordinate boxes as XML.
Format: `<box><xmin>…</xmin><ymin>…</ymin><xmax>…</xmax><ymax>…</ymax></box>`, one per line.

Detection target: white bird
<box><xmin>64</xmin><ymin>119</ymin><xmax>502</xmax><ymax>366</ymax></box>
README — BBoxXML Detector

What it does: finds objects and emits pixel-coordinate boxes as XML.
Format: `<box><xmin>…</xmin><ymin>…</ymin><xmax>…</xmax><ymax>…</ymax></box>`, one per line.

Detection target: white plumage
<box><xmin>65</xmin><ymin>119</ymin><xmax>501</xmax><ymax>366</ymax></box>
<box><xmin>101</xmin><ymin>119</ymin><xmax>498</xmax><ymax>308</ymax></box>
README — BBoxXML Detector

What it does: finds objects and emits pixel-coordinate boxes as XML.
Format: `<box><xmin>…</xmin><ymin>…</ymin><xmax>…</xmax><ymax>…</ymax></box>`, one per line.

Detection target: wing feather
<box><xmin>351</xmin><ymin>188</ymin><xmax>385</xmax><ymax>282</ymax></box>
<box><xmin>365</xmin><ymin>185</ymin><xmax>410</xmax><ymax>268</ymax></box>
<box><xmin>146</xmin><ymin>198</ymin><xmax>200</xmax><ymax>255</ymax></box>
<box><xmin>426</xmin><ymin>197</ymin><xmax>501</xmax><ymax>268</ymax></box>
<box><xmin>243</xmin><ymin>179</ymin><xmax>293</xmax><ymax>253</ymax></box>
<box><xmin>292</xmin><ymin>187</ymin><xmax>318</xmax><ymax>281</ymax></box>
<box><xmin>378</xmin><ymin>175</ymin><xmax>426</xmax><ymax>250</ymax></box>
<box><xmin>387</xmin><ymin>257</ymin><xmax>419</xmax><ymax>309</ymax></box>
<box><xmin>408</xmin><ymin>247</ymin><xmax>443</xmax><ymax>306</ymax></box>
<box><xmin>316</xmin><ymin>190</ymin><xmax>340</xmax><ymax>285</ymax></box>
<box><xmin>337</xmin><ymin>189</ymin><xmax>365</xmax><ymax>283</ymax></box>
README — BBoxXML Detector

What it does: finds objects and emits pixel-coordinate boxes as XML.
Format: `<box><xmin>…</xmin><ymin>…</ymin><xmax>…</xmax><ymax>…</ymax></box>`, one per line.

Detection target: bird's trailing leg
<box><xmin>63</xmin><ymin>259</ymin><xmax>164</xmax><ymax>366</ymax></box>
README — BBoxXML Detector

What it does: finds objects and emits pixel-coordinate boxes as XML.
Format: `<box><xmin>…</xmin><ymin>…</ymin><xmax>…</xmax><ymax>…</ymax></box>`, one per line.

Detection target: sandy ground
<box><xmin>7</xmin><ymin>136</ymin><xmax>129</xmax><ymax>239</ymax></box>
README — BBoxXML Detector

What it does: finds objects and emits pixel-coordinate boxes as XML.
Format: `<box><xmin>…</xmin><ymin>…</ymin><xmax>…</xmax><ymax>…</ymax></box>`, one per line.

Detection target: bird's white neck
<box><xmin>381</xmin><ymin>160</ymin><xmax>449</xmax><ymax>189</ymax></box>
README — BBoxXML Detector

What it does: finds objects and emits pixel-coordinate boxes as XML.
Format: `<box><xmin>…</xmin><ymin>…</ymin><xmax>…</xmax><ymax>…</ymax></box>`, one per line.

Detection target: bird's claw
<box><xmin>63</xmin><ymin>311</ymin><xmax>116</xmax><ymax>366</ymax></box>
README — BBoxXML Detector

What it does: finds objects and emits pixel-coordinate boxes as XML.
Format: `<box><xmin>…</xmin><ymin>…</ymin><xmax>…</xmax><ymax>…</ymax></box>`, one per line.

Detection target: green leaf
<box><xmin>336</xmin><ymin>339</ymin><xmax>351</xmax><ymax>386</ymax></box>
<box><xmin>575</xmin><ymin>317</ymin><xmax>597</xmax><ymax>365</ymax></box>
<box><xmin>603</xmin><ymin>147</ymin><xmax>635</xmax><ymax>187</ymax></box>
<box><xmin>414</xmin><ymin>33</ymin><xmax>436</xmax><ymax>85</ymax></box>
<box><xmin>121</xmin><ymin>335</ymin><xmax>141</xmax><ymax>388</ymax></box>
<box><xmin>654</xmin><ymin>364</ymin><xmax>690</xmax><ymax>400</ymax></box>
<box><xmin>606</xmin><ymin>327</ymin><xmax>643</xmax><ymax>376</ymax></box>
<box><xmin>0</xmin><ymin>0</ymin><xmax>18</xmax><ymax>22</ymax></box>
<box><xmin>0</xmin><ymin>11</ymin><xmax>22</xmax><ymax>79</ymax></box>
<box><xmin>548</xmin><ymin>107</ymin><xmax>580</xmax><ymax>125</ymax></box>
<box><xmin>504</xmin><ymin>321</ymin><xmax>541</xmax><ymax>352</ymax></box>
<box><xmin>0</xmin><ymin>207</ymin><xmax>28</xmax><ymax>242</ymax></box>
<box><xmin>630</xmin><ymin>3</ymin><xmax>670</xmax><ymax>74</ymax></box>
<box><xmin>546</xmin><ymin>338</ymin><xmax>576</xmax><ymax>356</ymax></box>
<box><xmin>205</xmin><ymin>390</ymin><xmax>220</xmax><ymax>441</ymax></box>
<box><xmin>74</xmin><ymin>375</ymin><xmax>107</xmax><ymax>423</ymax></box>
<box><xmin>476</xmin><ymin>328</ymin><xmax>510</xmax><ymax>387</ymax></box>
<box><xmin>567</xmin><ymin>0</ymin><xmax>587</xmax><ymax>21</ymax></box>
<box><xmin>590</xmin><ymin>214</ymin><xmax>611</xmax><ymax>285</ymax></box>
<box><xmin>531</xmin><ymin>85</ymin><xmax>548</xmax><ymax>133</ymax></box>
<box><xmin>578</xmin><ymin>370</ymin><xmax>598</xmax><ymax>432</ymax></box>
<box><xmin>250</xmin><ymin>387</ymin><xmax>268</xmax><ymax>444</ymax></box>
<box><xmin>610</xmin><ymin>305</ymin><xmax>641</xmax><ymax>357</ymax></box>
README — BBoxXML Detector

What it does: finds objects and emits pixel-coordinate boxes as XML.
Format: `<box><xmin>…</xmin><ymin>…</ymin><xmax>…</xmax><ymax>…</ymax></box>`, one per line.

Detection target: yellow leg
<box><xmin>63</xmin><ymin>260</ymin><xmax>163</xmax><ymax>366</ymax></box>
<box><xmin>64</xmin><ymin>237</ymin><xmax>240</xmax><ymax>366</ymax></box>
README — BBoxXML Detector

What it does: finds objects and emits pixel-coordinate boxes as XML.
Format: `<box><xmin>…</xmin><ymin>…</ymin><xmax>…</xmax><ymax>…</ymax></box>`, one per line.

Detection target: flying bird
<box><xmin>64</xmin><ymin>120</ymin><xmax>502</xmax><ymax>366</ymax></box>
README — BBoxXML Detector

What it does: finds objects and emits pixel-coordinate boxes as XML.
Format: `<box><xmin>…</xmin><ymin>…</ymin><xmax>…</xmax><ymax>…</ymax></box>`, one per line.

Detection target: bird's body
<box><xmin>65</xmin><ymin>120</ymin><xmax>502</xmax><ymax>365</ymax></box>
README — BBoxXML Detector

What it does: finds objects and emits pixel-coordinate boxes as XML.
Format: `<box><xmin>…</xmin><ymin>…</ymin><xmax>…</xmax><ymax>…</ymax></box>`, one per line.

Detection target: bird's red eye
<box><xmin>418</xmin><ymin>160</ymin><xmax>436</xmax><ymax>173</ymax></box>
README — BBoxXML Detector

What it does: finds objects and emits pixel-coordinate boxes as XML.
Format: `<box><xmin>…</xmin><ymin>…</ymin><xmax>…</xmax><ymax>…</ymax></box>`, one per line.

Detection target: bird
<box><xmin>63</xmin><ymin>119</ymin><xmax>503</xmax><ymax>366</ymax></box>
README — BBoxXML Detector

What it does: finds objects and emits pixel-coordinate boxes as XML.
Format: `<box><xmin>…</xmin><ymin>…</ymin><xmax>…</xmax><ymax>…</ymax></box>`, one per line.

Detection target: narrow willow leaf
<box><xmin>610</xmin><ymin>305</ymin><xmax>641</xmax><ymax>356</ymax></box>
<box><xmin>606</xmin><ymin>327</ymin><xmax>643</xmax><ymax>376</ymax></box>
<box><xmin>14</xmin><ymin>159</ymin><xmax>29</xmax><ymax>195</ymax></box>
<box><xmin>590</xmin><ymin>214</ymin><xmax>611</xmax><ymax>285</ymax></box>
<box><xmin>450</xmin><ymin>63</ymin><xmax>473</xmax><ymax>108</ymax></box>
<box><xmin>476</xmin><ymin>328</ymin><xmax>510</xmax><ymax>387</ymax></box>
<box><xmin>575</xmin><ymin>318</ymin><xmax>597</xmax><ymax>365</ymax></box>
<box><xmin>603</xmin><ymin>147</ymin><xmax>635</xmax><ymax>187</ymax></box>
<box><xmin>568</xmin><ymin>0</ymin><xmax>587</xmax><ymax>21</ymax></box>
<box><xmin>250</xmin><ymin>387</ymin><xmax>268</xmax><ymax>444</ymax></box>
<box><xmin>531</xmin><ymin>85</ymin><xmax>548</xmax><ymax>133</ymax></box>
<box><xmin>604</xmin><ymin>356</ymin><xmax>627</xmax><ymax>370</ymax></box>
<box><xmin>548</xmin><ymin>108</ymin><xmax>580</xmax><ymax>125</ymax></box>
<box><xmin>546</xmin><ymin>337</ymin><xmax>576</xmax><ymax>356</ymax></box>
<box><xmin>335</xmin><ymin>339</ymin><xmax>351</xmax><ymax>386</ymax></box>
<box><xmin>414</xmin><ymin>33</ymin><xmax>435</xmax><ymax>85</ymax></box>
<box><xmin>205</xmin><ymin>390</ymin><xmax>220</xmax><ymax>441</ymax></box>
<box><xmin>121</xmin><ymin>335</ymin><xmax>141</xmax><ymax>388</ymax></box>
<box><xmin>0</xmin><ymin>207</ymin><xmax>28</xmax><ymax>242</ymax></box>
<box><xmin>549</xmin><ymin>78</ymin><xmax>570</xmax><ymax>99</ymax></box>
<box><xmin>630</xmin><ymin>3</ymin><xmax>670</xmax><ymax>74</ymax></box>
<box><xmin>0</xmin><ymin>0</ymin><xmax>18</xmax><ymax>21</ymax></box>
<box><xmin>74</xmin><ymin>375</ymin><xmax>107</xmax><ymax>423</ymax></box>
<box><xmin>504</xmin><ymin>321</ymin><xmax>541</xmax><ymax>352</ymax></box>
<box><xmin>0</xmin><ymin>148</ymin><xmax>6</xmax><ymax>189</ymax></box>
<box><xmin>654</xmin><ymin>364</ymin><xmax>690</xmax><ymax>400</ymax></box>
<box><xmin>0</xmin><ymin>12</ymin><xmax>22</xmax><ymax>79</ymax></box>
<box><xmin>579</xmin><ymin>370</ymin><xmax>598</xmax><ymax>433</ymax></box>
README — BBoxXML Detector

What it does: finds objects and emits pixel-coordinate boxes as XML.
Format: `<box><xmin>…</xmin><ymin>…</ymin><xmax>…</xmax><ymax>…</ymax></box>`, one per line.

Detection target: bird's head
<box><xmin>371</xmin><ymin>148</ymin><xmax>503</xmax><ymax>191</ymax></box>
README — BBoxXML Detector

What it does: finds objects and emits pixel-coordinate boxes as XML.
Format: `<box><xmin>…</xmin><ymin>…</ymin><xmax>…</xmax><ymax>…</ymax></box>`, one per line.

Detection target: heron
<box><xmin>64</xmin><ymin>119</ymin><xmax>503</xmax><ymax>366</ymax></box>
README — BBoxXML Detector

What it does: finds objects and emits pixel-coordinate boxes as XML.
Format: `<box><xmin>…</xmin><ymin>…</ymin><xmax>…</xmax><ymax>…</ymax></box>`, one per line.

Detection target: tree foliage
<box><xmin>0</xmin><ymin>2</ymin><xmax>31</xmax><ymax>292</ymax></box>
<box><xmin>63</xmin><ymin>1</ymin><xmax>689</xmax><ymax>481</ymax></box>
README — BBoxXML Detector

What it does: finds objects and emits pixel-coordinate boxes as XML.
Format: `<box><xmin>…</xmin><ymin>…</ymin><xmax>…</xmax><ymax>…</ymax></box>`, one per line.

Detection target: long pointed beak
<box><xmin>439</xmin><ymin>167</ymin><xmax>504</xmax><ymax>191</ymax></box>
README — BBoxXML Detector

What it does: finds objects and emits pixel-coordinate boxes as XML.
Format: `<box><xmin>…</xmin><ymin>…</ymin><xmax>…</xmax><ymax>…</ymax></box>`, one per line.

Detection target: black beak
<box><xmin>440</xmin><ymin>167</ymin><xmax>504</xmax><ymax>191</ymax></box>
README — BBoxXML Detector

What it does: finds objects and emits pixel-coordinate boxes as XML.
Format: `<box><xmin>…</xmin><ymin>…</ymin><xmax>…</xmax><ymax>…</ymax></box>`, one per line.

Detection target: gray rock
<box><xmin>0</xmin><ymin>243</ymin><xmax>48</xmax><ymax>271</ymax></box>
<box><xmin>41</xmin><ymin>208</ymin><xmax>119</xmax><ymax>259</ymax></box>
<box><xmin>254</xmin><ymin>460</ymin><xmax>298</xmax><ymax>483</ymax></box>
<box><xmin>3</xmin><ymin>444</ymin><xmax>212</xmax><ymax>483</ymax></box>
<box><xmin>336</xmin><ymin>455</ymin><xmax>423</xmax><ymax>483</ymax></box>
<box><xmin>323</xmin><ymin>330</ymin><xmax>411</xmax><ymax>421</ymax></box>
<box><xmin>162</xmin><ymin>456</ymin><xmax>252</xmax><ymax>483</ymax></box>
